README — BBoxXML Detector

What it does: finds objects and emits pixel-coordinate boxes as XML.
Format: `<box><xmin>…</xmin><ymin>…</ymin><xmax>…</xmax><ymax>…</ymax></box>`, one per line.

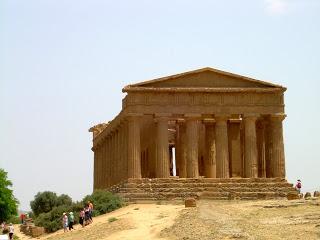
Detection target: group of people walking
<box><xmin>62</xmin><ymin>201</ymin><xmax>94</xmax><ymax>232</ymax></box>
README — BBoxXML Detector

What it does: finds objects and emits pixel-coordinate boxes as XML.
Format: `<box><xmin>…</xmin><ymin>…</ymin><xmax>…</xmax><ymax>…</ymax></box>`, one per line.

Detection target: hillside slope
<box><xmin>15</xmin><ymin>199</ymin><xmax>320</xmax><ymax>240</ymax></box>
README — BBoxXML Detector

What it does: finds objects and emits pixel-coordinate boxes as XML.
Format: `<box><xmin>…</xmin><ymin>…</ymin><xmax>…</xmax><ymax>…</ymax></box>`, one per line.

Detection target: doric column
<box><xmin>176</xmin><ymin>121</ymin><xmax>187</xmax><ymax>178</ymax></box>
<box><xmin>116</xmin><ymin>129</ymin><xmax>120</xmax><ymax>184</ymax></box>
<box><xmin>93</xmin><ymin>148</ymin><xmax>97</xmax><ymax>190</ymax></box>
<box><xmin>123</xmin><ymin>121</ymin><xmax>128</xmax><ymax>180</ymax></box>
<box><xmin>155</xmin><ymin>116</ymin><xmax>170</xmax><ymax>178</ymax></box>
<box><xmin>97</xmin><ymin>145</ymin><xmax>102</xmax><ymax>188</ymax></box>
<box><xmin>215</xmin><ymin>115</ymin><xmax>230</xmax><ymax>178</ymax></box>
<box><xmin>110</xmin><ymin>132</ymin><xmax>115</xmax><ymax>186</ymax></box>
<box><xmin>119</xmin><ymin>123</ymin><xmax>125</xmax><ymax>182</ymax></box>
<box><xmin>257</xmin><ymin>120</ymin><xmax>267</xmax><ymax>178</ymax></box>
<box><xmin>244</xmin><ymin>114</ymin><xmax>259</xmax><ymax>178</ymax></box>
<box><xmin>127</xmin><ymin>115</ymin><xmax>142</xmax><ymax>178</ymax></box>
<box><xmin>106</xmin><ymin>136</ymin><xmax>111</xmax><ymax>187</ymax></box>
<box><xmin>269</xmin><ymin>114</ymin><xmax>286</xmax><ymax>178</ymax></box>
<box><xmin>102</xmin><ymin>139</ymin><xmax>107</xmax><ymax>188</ymax></box>
<box><xmin>186</xmin><ymin>116</ymin><xmax>200</xmax><ymax>178</ymax></box>
<box><xmin>204</xmin><ymin>119</ymin><xmax>216</xmax><ymax>178</ymax></box>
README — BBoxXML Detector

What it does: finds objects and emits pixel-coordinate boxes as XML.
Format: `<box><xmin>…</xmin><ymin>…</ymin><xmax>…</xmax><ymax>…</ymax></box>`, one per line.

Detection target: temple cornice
<box><xmin>122</xmin><ymin>87</ymin><xmax>286</xmax><ymax>93</ymax></box>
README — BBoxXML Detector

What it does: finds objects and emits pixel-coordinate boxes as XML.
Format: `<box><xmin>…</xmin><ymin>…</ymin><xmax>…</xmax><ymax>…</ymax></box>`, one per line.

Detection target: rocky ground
<box><xmin>161</xmin><ymin>198</ymin><xmax>320</xmax><ymax>240</ymax></box>
<box><xmin>15</xmin><ymin>198</ymin><xmax>320</xmax><ymax>240</ymax></box>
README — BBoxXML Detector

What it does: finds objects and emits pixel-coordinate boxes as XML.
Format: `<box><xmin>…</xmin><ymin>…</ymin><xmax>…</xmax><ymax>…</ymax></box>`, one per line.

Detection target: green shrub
<box><xmin>32</xmin><ymin>190</ymin><xmax>122</xmax><ymax>233</ymax></box>
<box><xmin>82</xmin><ymin>190</ymin><xmax>123</xmax><ymax>216</ymax></box>
<box><xmin>7</xmin><ymin>215</ymin><xmax>20</xmax><ymax>224</ymax></box>
<box><xmin>34</xmin><ymin>205</ymin><xmax>70</xmax><ymax>232</ymax></box>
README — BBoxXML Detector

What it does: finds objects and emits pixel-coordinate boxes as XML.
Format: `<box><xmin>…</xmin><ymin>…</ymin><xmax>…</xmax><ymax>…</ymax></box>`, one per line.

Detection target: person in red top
<box><xmin>20</xmin><ymin>213</ymin><xmax>25</xmax><ymax>224</ymax></box>
<box><xmin>295</xmin><ymin>179</ymin><xmax>302</xmax><ymax>193</ymax></box>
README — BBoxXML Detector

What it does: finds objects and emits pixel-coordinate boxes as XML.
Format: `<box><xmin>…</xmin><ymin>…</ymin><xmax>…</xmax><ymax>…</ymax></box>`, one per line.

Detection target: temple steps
<box><xmin>109</xmin><ymin>178</ymin><xmax>298</xmax><ymax>202</ymax></box>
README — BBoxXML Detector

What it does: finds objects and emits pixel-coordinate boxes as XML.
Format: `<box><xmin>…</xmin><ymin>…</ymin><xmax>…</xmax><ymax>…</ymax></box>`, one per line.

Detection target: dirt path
<box><xmin>15</xmin><ymin>203</ymin><xmax>184</xmax><ymax>240</ymax></box>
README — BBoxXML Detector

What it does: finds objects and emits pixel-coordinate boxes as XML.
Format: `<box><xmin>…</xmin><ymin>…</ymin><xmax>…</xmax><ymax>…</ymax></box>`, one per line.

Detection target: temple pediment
<box><xmin>123</xmin><ymin>67</ymin><xmax>285</xmax><ymax>92</ymax></box>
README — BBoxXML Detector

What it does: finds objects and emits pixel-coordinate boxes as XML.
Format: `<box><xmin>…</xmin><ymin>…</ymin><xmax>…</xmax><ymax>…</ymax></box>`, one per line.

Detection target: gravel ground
<box><xmin>161</xmin><ymin>199</ymin><xmax>320</xmax><ymax>240</ymax></box>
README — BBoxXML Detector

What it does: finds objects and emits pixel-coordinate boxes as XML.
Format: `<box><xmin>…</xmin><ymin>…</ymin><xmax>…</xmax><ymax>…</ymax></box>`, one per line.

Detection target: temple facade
<box><xmin>90</xmin><ymin>67</ymin><xmax>286</xmax><ymax>190</ymax></box>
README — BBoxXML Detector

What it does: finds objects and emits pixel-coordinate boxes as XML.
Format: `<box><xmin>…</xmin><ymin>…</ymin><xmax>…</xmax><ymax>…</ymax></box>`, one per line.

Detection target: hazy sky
<box><xmin>1</xmin><ymin>0</ymin><xmax>319</xmax><ymax>211</ymax></box>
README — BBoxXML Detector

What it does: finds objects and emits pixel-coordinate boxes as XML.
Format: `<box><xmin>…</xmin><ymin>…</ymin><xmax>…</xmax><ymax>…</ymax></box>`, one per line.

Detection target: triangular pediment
<box><xmin>123</xmin><ymin>67</ymin><xmax>284</xmax><ymax>91</ymax></box>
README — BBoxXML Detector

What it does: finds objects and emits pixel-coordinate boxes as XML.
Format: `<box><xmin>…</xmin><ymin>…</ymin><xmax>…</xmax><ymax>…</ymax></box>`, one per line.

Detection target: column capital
<box><xmin>184</xmin><ymin>113</ymin><xmax>202</xmax><ymax>120</ymax></box>
<box><xmin>269</xmin><ymin>113</ymin><xmax>286</xmax><ymax>122</ymax></box>
<box><xmin>243</xmin><ymin>113</ymin><xmax>260</xmax><ymax>120</ymax></box>
<box><xmin>153</xmin><ymin>113</ymin><xmax>171</xmax><ymax>122</ymax></box>
<box><xmin>203</xmin><ymin>118</ymin><xmax>216</xmax><ymax>125</ymax></box>
<box><xmin>215</xmin><ymin>114</ymin><xmax>230</xmax><ymax>122</ymax></box>
<box><xmin>176</xmin><ymin>118</ymin><xmax>186</xmax><ymax>125</ymax></box>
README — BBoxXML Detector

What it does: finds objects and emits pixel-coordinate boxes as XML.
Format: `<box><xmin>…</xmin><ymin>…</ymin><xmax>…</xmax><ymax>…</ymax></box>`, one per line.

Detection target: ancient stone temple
<box><xmin>90</xmin><ymin>67</ymin><xmax>296</xmax><ymax>201</ymax></box>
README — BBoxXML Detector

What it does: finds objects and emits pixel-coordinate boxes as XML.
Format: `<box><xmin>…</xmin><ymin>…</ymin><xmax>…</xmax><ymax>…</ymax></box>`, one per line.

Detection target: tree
<box><xmin>56</xmin><ymin>194</ymin><xmax>72</xmax><ymax>206</ymax></box>
<box><xmin>30</xmin><ymin>192</ymin><xmax>73</xmax><ymax>217</ymax></box>
<box><xmin>82</xmin><ymin>190</ymin><xmax>123</xmax><ymax>216</ymax></box>
<box><xmin>30</xmin><ymin>191</ymin><xmax>58</xmax><ymax>216</ymax></box>
<box><xmin>0</xmin><ymin>169</ymin><xmax>19</xmax><ymax>222</ymax></box>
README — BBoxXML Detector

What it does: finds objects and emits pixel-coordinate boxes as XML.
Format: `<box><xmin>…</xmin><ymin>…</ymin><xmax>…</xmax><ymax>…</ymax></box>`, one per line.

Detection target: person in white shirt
<box><xmin>8</xmin><ymin>223</ymin><xmax>14</xmax><ymax>240</ymax></box>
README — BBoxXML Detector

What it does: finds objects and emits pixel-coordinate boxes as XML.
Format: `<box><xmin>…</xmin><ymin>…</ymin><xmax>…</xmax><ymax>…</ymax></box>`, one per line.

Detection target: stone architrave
<box><xmin>269</xmin><ymin>114</ymin><xmax>286</xmax><ymax>178</ymax></box>
<box><xmin>244</xmin><ymin>114</ymin><xmax>259</xmax><ymax>178</ymax></box>
<box><xmin>215</xmin><ymin>115</ymin><xmax>230</xmax><ymax>178</ymax></box>
<box><xmin>186</xmin><ymin>116</ymin><xmax>200</xmax><ymax>178</ymax></box>
<box><xmin>155</xmin><ymin>116</ymin><xmax>170</xmax><ymax>178</ymax></box>
<box><xmin>127</xmin><ymin>115</ymin><xmax>142</xmax><ymax>179</ymax></box>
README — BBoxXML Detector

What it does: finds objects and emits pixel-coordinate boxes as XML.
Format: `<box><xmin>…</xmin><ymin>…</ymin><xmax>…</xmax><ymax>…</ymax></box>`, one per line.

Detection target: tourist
<box><xmin>0</xmin><ymin>222</ymin><xmax>5</xmax><ymax>232</ymax></box>
<box><xmin>84</xmin><ymin>205</ymin><xmax>90</xmax><ymax>225</ymax></box>
<box><xmin>8</xmin><ymin>223</ymin><xmax>14</xmax><ymax>240</ymax></box>
<box><xmin>68</xmin><ymin>212</ymin><xmax>74</xmax><ymax>230</ymax></box>
<box><xmin>88</xmin><ymin>201</ymin><xmax>94</xmax><ymax>223</ymax></box>
<box><xmin>79</xmin><ymin>209</ymin><xmax>85</xmax><ymax>227</ymax></box>
<box><xmin>20</xmin><ymin>213</ymin><xmax>25</xmax><ymax>224</ymax></box>
<box><xmin>295</xmin><ymin>179</ymin><xmax>302</xmax><ymax>193</ymax></box>
<box><xmin>62</xmin><ymin>213</ymin><xmax>68</xmax><ymax>232</ymax></box>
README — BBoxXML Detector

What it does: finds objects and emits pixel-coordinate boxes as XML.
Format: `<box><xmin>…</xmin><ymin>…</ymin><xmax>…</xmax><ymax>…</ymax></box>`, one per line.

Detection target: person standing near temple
<box><xmin>295</xmin><ymin>179</ymin><xmax>302</xmax><ymax>193</ymax></box>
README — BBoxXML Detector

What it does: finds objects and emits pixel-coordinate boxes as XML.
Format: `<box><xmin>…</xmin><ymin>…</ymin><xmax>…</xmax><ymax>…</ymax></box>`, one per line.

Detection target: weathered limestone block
<box><xmin>185</xmin><ymin>198</ymin><xmax>196</xmax><ymax>207</ymax></box>
<box><xmin>314</xmin><ymin>191</ymin><xmax>320</xmax><ymax>197</ymax></box>
<box><xmin>31</xmin><ymin>226</ymin><xmax>45</xmax><ymax>237</ymax></box>
<box><xmin>286</xmin><ymin>192</ymin><xmax>299</xmax><ymax>200</ymax></box>
<box><xmin>304</xmin><ymin>192</ymin><xmax>311</xmax><ymax>199</ymax></box>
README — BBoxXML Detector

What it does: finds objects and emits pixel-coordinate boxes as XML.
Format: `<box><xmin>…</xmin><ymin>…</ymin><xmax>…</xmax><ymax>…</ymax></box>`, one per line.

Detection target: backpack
<box><xmin>297</xmin><ymin>182</ymin><xmax>301</xmax><ymax>188</ymax></box>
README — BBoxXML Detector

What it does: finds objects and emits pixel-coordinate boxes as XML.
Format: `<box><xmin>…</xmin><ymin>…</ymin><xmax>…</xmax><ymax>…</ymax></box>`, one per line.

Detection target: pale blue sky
<box><xmin>1</xmin><ymin>0</ymin><xmax>319</xmax><ymax>210</ymax></box>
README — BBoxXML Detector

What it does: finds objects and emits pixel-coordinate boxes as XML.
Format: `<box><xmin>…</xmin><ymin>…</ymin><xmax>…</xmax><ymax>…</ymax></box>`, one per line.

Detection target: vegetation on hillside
<box><xmin>0</xmin><ymin>168</ymin><xmax>19</xmax><ymax>222</ymax></box>
<box><xmin>31</xmin><ymin>190</ymin><xmax>123</xmax><ymax>232</ymax></box>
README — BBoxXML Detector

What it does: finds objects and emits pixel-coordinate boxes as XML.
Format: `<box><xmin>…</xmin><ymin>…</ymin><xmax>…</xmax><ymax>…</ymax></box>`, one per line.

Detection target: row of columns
<box><xmin>94</xmin><ymin>113</ymin><xmax>286</xmax><ymax>189</ymax></box>
<box><xmin>93</xmin><ymin>121</ymin><xmax>129</xmax><ymax>189</ymax></box>
<box><xmin>175</xmin><ymin>114</ymin><xmax>286</xmax><ymax>179</ymax></box>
